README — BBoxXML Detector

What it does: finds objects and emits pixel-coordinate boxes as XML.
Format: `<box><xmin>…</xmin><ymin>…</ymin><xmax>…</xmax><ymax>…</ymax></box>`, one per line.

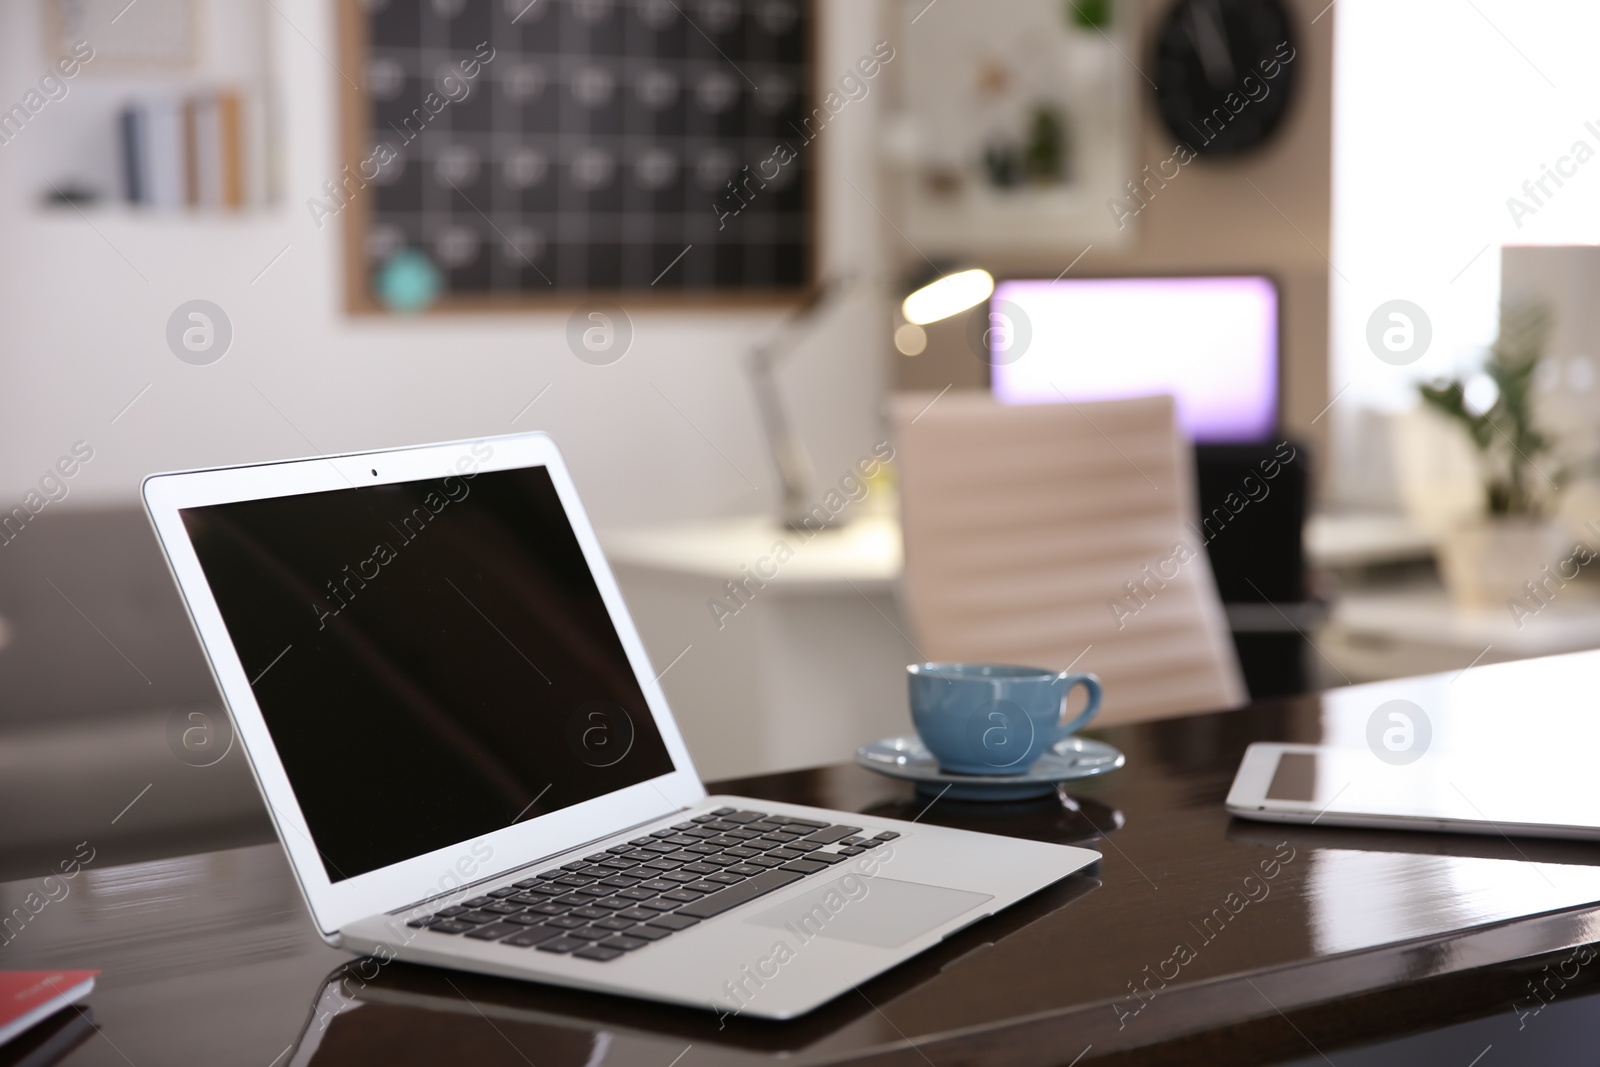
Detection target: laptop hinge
<box><xmin>386</xmin><ymin>805</ymin><xmax>694</xmax><ymax>917</ymax></box>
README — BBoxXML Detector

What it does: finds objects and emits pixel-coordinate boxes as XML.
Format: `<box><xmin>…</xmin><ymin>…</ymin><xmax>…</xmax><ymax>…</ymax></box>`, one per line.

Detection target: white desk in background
<box><xmin>603</xmin><ymin>514</ymin><xmax>909</xmax><ymax>780</ymax></box>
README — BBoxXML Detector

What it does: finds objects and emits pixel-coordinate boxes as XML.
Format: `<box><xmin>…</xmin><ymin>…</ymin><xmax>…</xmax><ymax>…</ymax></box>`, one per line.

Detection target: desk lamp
<box><xmin>748</xmin><ymin>269</ymin><xmax>993</xmax><ymax>529</ymax></box>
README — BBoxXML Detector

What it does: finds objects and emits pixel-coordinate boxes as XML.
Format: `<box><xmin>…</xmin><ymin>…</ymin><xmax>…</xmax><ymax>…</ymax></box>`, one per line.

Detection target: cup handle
<box><xmin>1051</xmin><ymin>671</ymin><xmax>1102</xmax><ymax>740</ymax></box>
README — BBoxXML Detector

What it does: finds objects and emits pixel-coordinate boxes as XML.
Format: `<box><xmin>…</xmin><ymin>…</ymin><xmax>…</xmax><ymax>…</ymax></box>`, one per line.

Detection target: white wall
<box><xmin>0</xmin><ymin>0</ymin><xmax>890</xmax><ymax>531</ymax></box>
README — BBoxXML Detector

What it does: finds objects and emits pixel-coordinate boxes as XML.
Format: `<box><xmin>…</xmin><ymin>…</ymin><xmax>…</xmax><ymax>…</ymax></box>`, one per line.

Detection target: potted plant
<box><xmin>1418</xmin><ymin>305</ymin><xmax>1568</xmax><ymax>609</ymax></box>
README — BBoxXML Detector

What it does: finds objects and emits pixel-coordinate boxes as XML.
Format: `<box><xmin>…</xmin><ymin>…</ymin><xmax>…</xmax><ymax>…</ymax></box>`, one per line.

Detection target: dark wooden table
<box><xmin>9</xmin><ymin>653</ymin><xmax>1600</xmax><ymax>1066</ymax></box>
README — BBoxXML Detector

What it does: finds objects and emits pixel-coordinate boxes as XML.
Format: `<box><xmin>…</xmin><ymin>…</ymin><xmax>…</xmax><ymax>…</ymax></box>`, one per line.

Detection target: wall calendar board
<box><xmin>337</xmin><ymin>0</ymin><xmax>817</xmax><ymax>312</ymax></box>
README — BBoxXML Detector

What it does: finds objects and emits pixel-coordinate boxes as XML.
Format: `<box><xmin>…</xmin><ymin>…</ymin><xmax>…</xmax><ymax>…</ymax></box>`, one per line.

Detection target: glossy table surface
<box><xmin>9</xmin><ymin>651</ymin><xmax>1600</xmax><ymax>1066</ymax></box>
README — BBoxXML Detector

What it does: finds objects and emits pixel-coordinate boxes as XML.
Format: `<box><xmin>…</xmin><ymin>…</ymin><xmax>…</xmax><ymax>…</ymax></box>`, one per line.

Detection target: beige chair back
<box><xmin>891</xmin><ymin>391</ymin><xmax>1246</xmax><ymax>727</ymax></box>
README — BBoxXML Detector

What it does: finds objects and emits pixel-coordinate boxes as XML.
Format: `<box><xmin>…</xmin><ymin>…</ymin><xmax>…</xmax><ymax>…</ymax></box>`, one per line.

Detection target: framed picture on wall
<box><xmin>888</xmin><ymin>0</ymin><xmax>1136</xmax><ymax>255</ymax></box>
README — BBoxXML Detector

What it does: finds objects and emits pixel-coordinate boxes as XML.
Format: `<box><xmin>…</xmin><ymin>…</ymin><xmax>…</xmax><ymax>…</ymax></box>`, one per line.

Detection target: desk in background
<box><xmin>604</xmin><ymin>514</ymin><xmax>908</xmax><ymax>781</ymax></box>
<box><xmin>11</xmin><ymin>652</ymin><xmax>1600</xmax><ymax>1065</ymax></box>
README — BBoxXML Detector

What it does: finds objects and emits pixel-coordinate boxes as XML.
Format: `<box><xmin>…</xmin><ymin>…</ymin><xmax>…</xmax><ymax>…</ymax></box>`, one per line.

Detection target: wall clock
<box><xmin>1152</xmin><ymin>0</ymin><xmax>1298</xmax><ymax>157</ymax></box>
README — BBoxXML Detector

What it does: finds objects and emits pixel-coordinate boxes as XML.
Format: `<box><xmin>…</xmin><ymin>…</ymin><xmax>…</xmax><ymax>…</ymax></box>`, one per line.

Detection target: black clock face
<box><xmin>1153</xmin><ymin>0</ymin><xmax>1298</xmax><ymax>158</ymax></box>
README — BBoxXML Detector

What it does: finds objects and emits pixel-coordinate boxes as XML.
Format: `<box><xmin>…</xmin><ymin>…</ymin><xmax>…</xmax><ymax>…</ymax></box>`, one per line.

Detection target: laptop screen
<box><xmin>179</xmin><ymin>465</ymin><xmax>676</xmax><ymax>883</ymax></box>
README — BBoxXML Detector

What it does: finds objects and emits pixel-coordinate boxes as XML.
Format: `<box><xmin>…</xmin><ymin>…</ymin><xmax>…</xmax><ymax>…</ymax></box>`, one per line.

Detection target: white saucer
<box><xmin>855</xmin><ymin>734</ymin><xmax>1126</xmax><ymax>800</ymax></box>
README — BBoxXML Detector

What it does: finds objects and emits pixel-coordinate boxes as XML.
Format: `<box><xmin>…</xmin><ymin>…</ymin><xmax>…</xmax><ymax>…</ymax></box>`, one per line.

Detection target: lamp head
<box><xmin>900</xmin><ymin>268</ymin><xmax>995</xmax><ymax>326</ymax></box>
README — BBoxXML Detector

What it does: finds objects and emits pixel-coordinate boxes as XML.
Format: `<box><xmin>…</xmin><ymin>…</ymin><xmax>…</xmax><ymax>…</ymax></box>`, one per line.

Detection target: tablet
<box><xmin>1226</xmin><ymin>743</ymin><xmax>1600</xmax><ymax>841</ymax></box>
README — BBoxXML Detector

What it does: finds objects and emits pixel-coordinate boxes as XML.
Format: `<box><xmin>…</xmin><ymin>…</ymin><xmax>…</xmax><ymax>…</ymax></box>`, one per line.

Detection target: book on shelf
<box><xmin>120</xmin><ymin>89</ymin><xmax>248</xmax><ymax>209</ymax></box>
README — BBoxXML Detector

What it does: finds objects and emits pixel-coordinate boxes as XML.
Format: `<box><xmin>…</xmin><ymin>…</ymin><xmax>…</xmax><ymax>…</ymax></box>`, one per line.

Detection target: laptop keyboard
<box><xmin>406</xmin><ymin>808</ymin><xmax>900</xmax><ymax>962</ymax></box>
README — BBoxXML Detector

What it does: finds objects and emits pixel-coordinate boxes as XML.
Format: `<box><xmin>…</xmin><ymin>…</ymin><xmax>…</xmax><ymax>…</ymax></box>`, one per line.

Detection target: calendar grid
<box><xmin>348</xmin><ymin>0</ymin><xmax>816</xmax><ymax>305</ymax></box>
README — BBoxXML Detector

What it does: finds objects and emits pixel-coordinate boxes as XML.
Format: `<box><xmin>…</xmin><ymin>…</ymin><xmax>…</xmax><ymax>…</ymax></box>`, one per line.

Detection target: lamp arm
<box><xmin>745</xmin><ymin>277</ymin><xmax>851</xmax><ymax>529</ymax></box>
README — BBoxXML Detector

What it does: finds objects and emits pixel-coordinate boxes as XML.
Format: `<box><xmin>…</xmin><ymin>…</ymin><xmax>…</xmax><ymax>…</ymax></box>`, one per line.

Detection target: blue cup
<box><xmin>906</xmin><ymin>663</ymin><xmax>1103</xmax><ymax>775</ymax></box>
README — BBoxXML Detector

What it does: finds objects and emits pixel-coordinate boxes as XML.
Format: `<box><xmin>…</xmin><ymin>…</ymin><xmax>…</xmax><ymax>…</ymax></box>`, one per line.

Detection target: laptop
<box><xmin>142</xmin><ymin>431</ymin><xmax>1099</xmax><ymax>1019</ymax></box>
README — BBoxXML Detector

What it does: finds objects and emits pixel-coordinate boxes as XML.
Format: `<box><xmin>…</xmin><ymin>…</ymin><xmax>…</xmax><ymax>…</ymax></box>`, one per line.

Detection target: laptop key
<box><xmin>569</xmin><ymin>927</ymin><xmax>612</xmax><ymax>941</ymax></box>
<box><xmin>723</xmin><ymin>811</ymin><xmax>766</xmax><ymax>824</ymax></box>
<box><xmin>507</xmin><ymin>894</ymin><xmax>548</xmax><ymax>906</ymax></box>
<box><xmin>779</xmin><ymin>859</ymin><xmax>828</xmax><ymax>875</ymax></box>
<box><xmin>745</xmin><ymin>855</ymin><xmax>786</xmax><ymax>869</ymax></box>
<box><xmin>621</xmin><ymin>851</ymin><xmax>659</xmax><ymax>862</ymax></box>
<box><xmin>685</xmin><ymin>844</ymin><xmax>721</xmax><ymax>855</ymax></box>
<box><xmin>709</xmin><ymin>871</ymin><xmax>750</xmax><ymax>883</ymax></box>
<box><xmin>676</xmin><ymin>869</ymin><xmax>804</xmax><ymax>919</ymax></box>
<box><xmin>574</xmin><ymin>886</ymin><xmax>611</xmax><ymax>897</ymax></box>
<box><xmin>601</xmin><ymin>935</ymin><xmax>650</xmax><ymax>951</ymax></box>
<box><xmin>598</xmin><ymin>876</ymin><xmax>642</xmax><ymax>888</ymax></box>
<box><xmin>537</xmin><ymin>937</ymin><xmax>588</xmax><ymax>954</ymax></box>
<box><xmin>704</xmin><ymin>836</ymin><xmax>743</xmax><ymax>847</ymax></box>
<box><xmin>553</xmin><ymin>894</ymin><xmax>590</xmax><ymax>906</ymax></box>
<box><xmin>701</xmin><ymin>856</ymin><xmax>741</xmax><ymax>867</ymax></box>
<box><xmin>702</xmin><ymin>821</ymin><xmax>740</xmax><ymax>832</ymax></box>
<box><xmin>505</xmin><ymin>914</ymin><xmax>548</xmax><ymax>925</ymax></box>
<box><xmin>625</xmin><ymin>924</ymin><xmax>674</xmax><ymax>941</ymax></box>
<box><xmin>809</xmin><ymin>851</ymin><xmax>847</xmax><ymax>865</ymax></box>
<box><xmin>488</xmin><ymin>887</ymin><xmax>520</xmax><ymax>898</ymax></box>
<box><xmin>640</xmin><ymin>842</ymin><xmax>679</xmax><ymax>854</ymax></box>
<box><xmin>617</xmin><ymin>907</ymin><xmax>658</xmax><ymax>921</ymax></box>
<box><xmin>458</xmin><ymin>911</ymin><xmax>501</xmax><ymax>924</ymax></box>
<box><xmin>427</xmin><ymin>920</ymin><xmax>475</xmax><ymax>934</ymax></box>
<box><xmin>659</xmin><ymin>871</ymin><xmax>699</xmax><ymax>884</ymax></box>
<box><xmin>574</xmin><ymin>945</ymin><xmax>625</xmax><ymax>962</ymax></box>
<box><xmin>643</xmin><ymin>914</ymin><xmax>701</xmax><ymax>931</ymax></box>
<box><xmin>803</xmin><ymin>826</ymin><xmax>862</xmax><ymax>844</ymax></box>
<box><xmin>406</xmin><ymin>917</ymin><xmax>435</xmax><ymax>928</ymax></box>
<box><xmin>436</xmin><ymin>905</ymin><xmax>469</xmax><ymax>917</ymax></box>
<box><xmin>679</xmin><ymin>828</ymin><xmax>717</xmax><ymax>839</ymax></box>
<box><xmin>684</xmin><ymin>881</ymin><xmax>723</xmax><ymax>893</ymax></box>
<box><xmin>759</xmin><ymin>832</ymin><xmax>800</xmax><ymax>844</ymax></box>
<box><xmin>681</xmin><ymin>863</ymin><xmax>720</xmax><ymax>875</ymax></box>
<box><xmin>671</xmin><ymin>821</ymin><xmax>697</xmax><ymax>830</ymax></box>
<box><xmin>554</xmin><ymin>875</ymin><xmax>596</xmax><ymax>887</ymax></box>
<box><xmin>782</xmin><ymin>818</ymin><xmax>830</xmax><ymax>829</ymax></box>
<box><xmin>724</xmin><ymin>847</ymin><xmax>760</xmax><ymax>859</ymax></box>
<box><xmin>605</xmin><ymin>846</ymin><xmax>634</xmax><ymax>855</ymax></box>
<box><xmin>712</xmin><ymin>806</ymin><xmax>738</xmax><ymax>815</ymax></box>
<box><xmin>482</xmin><ymin>903</ymin><xmax>522</xmax><ymax>915</ymax></box>
<box><xmin>570</xmin><ymin>906</ymin><xmax>609</xmax><ymax>920</ymax></box>
<box><xmin>690</xmin><ymin>815</ymin><xmax>719</xmax><ymax>823</ymax></box>
<box><xmin>630</xmin><ymin>836</ymin><xmax>657</xmax><ymax>846</ymax></box>
<box><xmin>786</xmin><ymin>841</ymin><xmax>821</xmax><ymax>853</ymax></box>
<box><xmin>663</xmin><ymin>834</ymin><xmax>702</xmax><ymax>847</ymax></box>
<box><xmin>503</xmin><ymin>926</ymin><xmax>564</xmax><ymax>947</ymax></box>
<box><xmin>513</xmin><ymin>878</ymin><xmax>543</xmax><ymax>889</ymax></box>
<box><xmin>637</xmin><ymin>899</ymin><xmax>681</xmax><ymax>912</ymax></box>
<box><xmin>530</xmin><ymin>903</ymin><xmax>569</xmax><ymax>915</ymax></box>
<box><xmin>857</xmin><ymin>840</ymin><xmax>883</xmax><ymax>849</ymax></box>
<box><xmin>464</xmin><ymin>922</ymin><xmax>522</xmax><ymax>940</ymax></box>
<box><xmin>639</xmin><ymin>879</ymin><xmax>679</xmax><ymax>892</ymax></box>
<box><xmin>725</xmin><ymin>828</ymin><xmax>762</xmax><ymax>840</ymax></box>
<box><xmin>594</xmin><ymin>917</ymin><xmax>637</xmax><ymax>931</ymax></box>
<box><xmin>464</xmin><ymin>896</ymin><xmax>495</xmax><ymax>908</ymax></box>
<box><xmin>590</xmin><ymin>898</ymin><xmax>635</xmax><ymax>911</ymax></box>
<box><xmin>642</xmin><ymin>859</ymin><xmax>683</xmax><ymax>872</ymax></box>
<box><xmin>838</xmin><ymin>847</ymin><xmax>865</xmax><ymax>856</ymax></box>
<box><xmin>661</xmin><ymin>890</ymin><xmax>702</xmax><ymax>903</ymax></box>
<box><xmin>649</xmin><ymin>829</ymin><xmax>679</xmax><ymax>838</ymax></box>
<box><xmin>546</xmin><ymin>916</ymin><xmax>587</xmax><ymax>929</ymax></box>
<box><xmin>617</xmin><ymin>888</ymin><xmax>657</xmax><ymax>901</ymax></box>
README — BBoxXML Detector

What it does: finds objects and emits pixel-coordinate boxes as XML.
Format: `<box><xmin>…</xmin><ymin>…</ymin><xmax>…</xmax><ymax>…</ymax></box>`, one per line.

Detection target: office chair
<box><xmin>891</xmin><ymin>391</ymin><xmax>1246</xmax><ymax>727</ymax></box>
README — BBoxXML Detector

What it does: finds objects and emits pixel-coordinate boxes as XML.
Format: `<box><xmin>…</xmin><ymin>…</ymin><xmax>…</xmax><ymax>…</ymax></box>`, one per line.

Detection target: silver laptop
<box><xmin>142</xmin><ymin>431</ymin><xmax>1098</xmax><ymax>1019</ymax></box>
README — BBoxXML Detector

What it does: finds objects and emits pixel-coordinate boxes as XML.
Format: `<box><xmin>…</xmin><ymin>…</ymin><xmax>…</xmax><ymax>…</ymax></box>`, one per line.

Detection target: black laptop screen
<box><xmin>180</xmin><ymin>464</ymin><xmax>676</xmax><ymax>883</ymax></box>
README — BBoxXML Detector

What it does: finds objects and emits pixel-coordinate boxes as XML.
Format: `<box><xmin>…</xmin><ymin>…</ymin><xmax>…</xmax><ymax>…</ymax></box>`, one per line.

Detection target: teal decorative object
<box><xmin>375</xmin><ymin>249</ymin><xmax>442</xmax><ymax>313</ymax></box>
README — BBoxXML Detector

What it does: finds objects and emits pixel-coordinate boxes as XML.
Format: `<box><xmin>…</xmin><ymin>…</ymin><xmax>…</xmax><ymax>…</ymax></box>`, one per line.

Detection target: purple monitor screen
<box><xmin>988</xmin><ymin>276</ymin><xmax>1279</xmax><ymax>443</ymax></box>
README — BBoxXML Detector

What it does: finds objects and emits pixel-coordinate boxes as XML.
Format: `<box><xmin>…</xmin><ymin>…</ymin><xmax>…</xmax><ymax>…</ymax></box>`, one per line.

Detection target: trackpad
<box><xmin>746</xmin><ymin>875</ymin><xmax>992</xmax><ymax>949</ymax></box>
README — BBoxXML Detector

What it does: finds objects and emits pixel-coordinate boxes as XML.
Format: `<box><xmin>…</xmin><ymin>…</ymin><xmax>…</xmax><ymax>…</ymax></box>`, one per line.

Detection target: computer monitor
<box><xmin>988</xmin><ymin>275</ymin><xmax>1280</xmax><ymax>443</ymax></box>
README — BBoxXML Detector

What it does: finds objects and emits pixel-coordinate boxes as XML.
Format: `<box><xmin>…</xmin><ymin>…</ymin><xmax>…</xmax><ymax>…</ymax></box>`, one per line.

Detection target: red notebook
<box><xmin>0</xmin><ymin>972</ymin><xmax>97</xmax><ymax>1048</ymax></box>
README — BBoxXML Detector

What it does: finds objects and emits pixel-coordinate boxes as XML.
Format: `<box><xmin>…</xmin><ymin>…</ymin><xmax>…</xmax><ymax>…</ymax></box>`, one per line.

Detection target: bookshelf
<box><xmin>22</xmin><ymin>0</ymin><xmax>277</xmax><ymax>213</ymax></box>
